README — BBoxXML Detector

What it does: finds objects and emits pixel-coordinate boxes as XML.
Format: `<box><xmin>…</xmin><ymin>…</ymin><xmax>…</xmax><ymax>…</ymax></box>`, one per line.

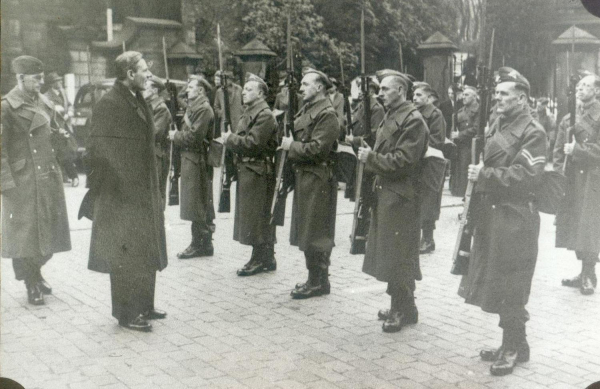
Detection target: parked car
<box><xmin>72</xmin><ymin>78</ymin><xmax>187</xmax><ymax>164</ymax></box>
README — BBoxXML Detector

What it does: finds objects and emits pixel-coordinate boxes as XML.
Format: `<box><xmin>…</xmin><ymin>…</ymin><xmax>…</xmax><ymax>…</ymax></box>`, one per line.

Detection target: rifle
<box><xmin>270</xmin><ymin>13</ymin><xmax>296</xmax><ymax>226</ymax></box>
<box><xmin>350</xmin><ymin>3</ymin><xmax>370</xmax><ymax>255</ymax></box>
<box><xmin>336</xmin><ymin>54</ymin><xmax>359</xmax><ymax>194</ymax></box>
<box><xmin>162</xmin><ymin>36</ymin><xmax>181</xmax><ymax>206</ymax></box>
<box><xmin>450</xmin><ymin>19</ymin><xmax>495</xmax><ymax>275</ymax></box>
<box><xmin>217</xmin><ymin>23</ymin><xmax>233</xmax><ymax>213</ymax></box>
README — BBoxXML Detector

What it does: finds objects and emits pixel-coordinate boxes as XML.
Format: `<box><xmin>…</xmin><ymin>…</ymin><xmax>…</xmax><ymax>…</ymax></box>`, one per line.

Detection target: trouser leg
<box><xmin>191</xmin><ymin>221</ymin><xmax>209</xmax><ymax>247</ymax></box>
<box><xmin>110</xmin><ymin>269</ymin><xmax>155</xmax><ymax>324</ymax></box>
<box><xmin>13</xmin><ymin>256</ymin><xmax>52</xmax><ymax>283</ymax></box>
<box><xmin>386</xmin><ymin>279</ymin><xmax>416</xmax><ymax>312</ymax></box>
<box><xmin>498</xmin><ymin>305</ymin><xmax>529</xmax><ymax>351</ymax></box>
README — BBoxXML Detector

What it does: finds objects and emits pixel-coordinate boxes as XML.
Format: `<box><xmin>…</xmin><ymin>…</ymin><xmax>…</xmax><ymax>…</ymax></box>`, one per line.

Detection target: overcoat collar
<box><xmin>113</xmin><ymin>80</ymin><xmax>148</xmax><ymax>123</ymax></box>
<box><xmin>146</xmin><ymin>95</ymin><xmax>164</xmax><ymax>111</ymax></box>
<box><xmin>418</xmin><ymin>103</ymin><xmax>435</xmax><ymax>119</ymax></box>
<box><xmin>582</xmin><ymin>99</ymin><xmax>600</xmax><ymax>121</ymax></box>
<box><xmin>296</xmin><ymin>96</ymin><xmax>332</xmax><ymax>119</ymax></box>
<box><xmin>188</xmin><ymin>95</ymin><xmax>209</xmax><ymax>113</ymax></box>
<box><xmin>243</xmin><ymin>99</ymin><xmax>269</xmax><ymax>120</ymax></box>
<box><xmin>5</xmin><ymin>86</ymin><xmax>54</xmax><ymax>133</ymax></box>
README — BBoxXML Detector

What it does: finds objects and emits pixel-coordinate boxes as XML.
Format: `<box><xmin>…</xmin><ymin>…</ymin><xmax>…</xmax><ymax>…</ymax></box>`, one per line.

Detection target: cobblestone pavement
<box><xmin>2</xmin><ymin>173</ymin><xmax>600</xmax><ymax>389</ymax></box>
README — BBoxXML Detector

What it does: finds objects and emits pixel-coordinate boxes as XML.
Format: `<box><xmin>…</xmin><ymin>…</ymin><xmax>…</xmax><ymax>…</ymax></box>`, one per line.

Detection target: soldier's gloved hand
<box><xmin>168</xmin><ymin>129</ymin><xmax>177</xmax><ymax>141</ymax></box>
<box><xmin>468</xmin><ymin>160</ymin><xmax>484</xmax><ymax>181</ymax></box>
<box><xmin>451</xmin><ymin>131</ymin><xmax>459</xmax><ymax>139</ymax></box>
<box><xmin>345</xmin><ymin>134</ymin><xmax>354</xmax><ymax>144</ymax></box>
<box><xmin>564</xmin><ymin>141</ymin><xmax>575</xmax><ymax>156</ymax></box>
<box><xmin>280</xmin><ymin>135</ymin><xmax>293</xmax><ymax>151</ymax></box>
<box><xmin>357</xmin><ymin>144</ymin><xmax>371</xmax><ymax>163</ymax></box>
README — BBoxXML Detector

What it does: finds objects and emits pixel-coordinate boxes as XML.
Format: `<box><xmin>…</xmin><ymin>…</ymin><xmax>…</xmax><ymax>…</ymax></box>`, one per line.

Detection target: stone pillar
<box><xmin>417</xmin><ymin>32</ymin><xmax>458</xmax><ymax>100</ymax></box>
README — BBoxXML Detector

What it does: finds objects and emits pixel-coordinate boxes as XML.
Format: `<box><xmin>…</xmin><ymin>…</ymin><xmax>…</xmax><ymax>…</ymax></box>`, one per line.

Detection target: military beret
<box><xmin>12</xmin><ymin>55</ymin><xmax>44</xmax><ymax>75</ymax></box>
<box><xmin>45</xmin><ymin>71</ymin><xmax>63</xmax><ymax>84</ymax></box>
<box><xmin>496</xmin><ymin>67</ymin><xmax>530</xmax><ymax>91</ymax></box>
<box><xmin>188</xmin><ymin>75</ymin><xmax>213</xmax><ymax>91</ymax></box>
<box><xmin>302</xmin><ymin>67</ymin><xmax>333</xmax><ymax>89</ymax></box>
<box><xmin>215</xmin><ymin>70</ymin><xmax>234</xmax><ymax>78</ymax></box>
<box><xmin>375</xmin><ymin>69</ymin><xmax>412</xmax><ymax>89</ymax></box>
<box><xmin>245</xmin><ymin>72</ymin><xmax>268</xmax><ymax>92</ymax></box>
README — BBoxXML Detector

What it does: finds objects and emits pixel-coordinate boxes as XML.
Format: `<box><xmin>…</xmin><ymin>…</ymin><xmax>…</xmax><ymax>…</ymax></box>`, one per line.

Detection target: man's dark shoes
<box><xmin>382</xmin><ymin>311</ymin><xmax>404</xmax><ymax>333</ymax></box>
<box><xmin>37</xmin><ymin>277</ymin><xmax>52</xmax><ymax>295</ymax></box>
<box><xmin>482</xmin><ymin>341</ymin><xmax>529</xmax><ymax>363</ymax></box>
<box><xmin>177</xmin><ymin>244</ymin><xmax>213</xmax><ymax>259</ymax></box>
<box><xmin>120</xmin><ymin>315</ymin><xmax>152</xmax><ymax>332</ymax></box>
<box><xmin>379</xmin><ymin>307</ymin><xmax>418</xmax><ymax>325</ymax></box>
<box><xmin>142</xmin><ymin>309</ymin><xmax>167</xmax><ymax>320</ymax></box>
<box><xmin>26</xmin><ymin>283</ymin><xmax>45</xmax><ymax>305</ymax></box>
<box><xmin>581</xmin><ymin>275</ymin><xmax>595</xmax><ymax>295</ymax></box>
<box><xmin>562</xmin><ymin>273</ymin><xmax>582</xmax><ymax>288</ymax></box>
<box><xmin>490</xmin><ymin>343</ymin><xmax>530</xmax><ymax>376</ymax></box>
<box><xmin>291</xmin><ymin>282</ymin><xmax>326</xmax><ymax>299</ymax></box>
<box><xmin>419</xmin><ymin>239</ymin><xmax>435</xmax><ymax>254</ymax></box>
<box><xmin>237</xmin><ymin>259</ymin><xmax>277</xmax><ymax>276</ymax></box>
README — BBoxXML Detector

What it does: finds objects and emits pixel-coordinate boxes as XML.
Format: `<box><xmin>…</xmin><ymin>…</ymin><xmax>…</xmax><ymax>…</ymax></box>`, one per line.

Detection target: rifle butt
<box><xmin>218</xmin><ymin>187</ymin><xmax>230</xmax><ymax>213</ymax></box>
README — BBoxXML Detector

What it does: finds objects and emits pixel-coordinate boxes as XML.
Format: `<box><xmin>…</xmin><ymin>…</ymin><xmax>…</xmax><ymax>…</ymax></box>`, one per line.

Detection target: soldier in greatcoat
<box><xmin>458</xmin><ymin>68</ymin><xmax>547</xmax><ymax>376</ymax></box>
<box><xmin>412</xmin><ymin>82</ymin><xmax>447</xmax><ymax>254</ymax></box>
<box><xmin>84</xmin><ymin>51</ymin><xmax>168</xmax><ymax>332</ymax></box>
<box><xmin>214</xmin><ymin>70</ymin><xmax>243</xmax><ymax>136</ymax></box>
<box><xmin>328</xmin><ymin>78</ymin><xmax>345</xmax><ymax>139</ymax></box>
<box><xmin>1</xmin><ymin>56</ymin><xmax>71</xmax><ymax>305</ymax></box>
<box><xmin>222</xmin><ymin>74</ymin><xmax>278</xmax><ymax>276</ymax></box>
<box><xmin>169</xmin><ymin>75</ymin><xmax>216</xmax><ymax>259</ymax></box>
<box><xmin>554</xmin><ymin>74</ymin><xmax>600</xmax><ymax>295</ymax></box>
<box><xmin>44</xmin><ymin>71</ymin><xmax>79</xmax><ymax>186</ymax></box>
<box><xmin>280</xmin><ymin>68</ymin><xmax>339</xmax><ymax>299</ymax></box>
<box><xmin>450</xmin><ymin>86</ymin><xmax>479</xmax><ymax>197</ymax></box>
<box><xmin>345</xmin><ymin>76</ymin><xmax>384</xmax><ymax>201</ymax></box>
<box><xmin>143</xmin><ymin>77</ymin><xmax>173</xmax><ymax>209</ymax></box>
<box><xmin>357</xmin><ymin>70</ymin><xmax>428</xmax><ymax>333</ymax></box>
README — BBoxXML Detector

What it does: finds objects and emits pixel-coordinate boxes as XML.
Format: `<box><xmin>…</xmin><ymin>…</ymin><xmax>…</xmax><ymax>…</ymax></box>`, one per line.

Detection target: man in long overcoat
<box><xmin>450</xmin><ymin>86</ymin><xmax>479</xmax><ymax>197</ymax></box>
<box><xmin>554</xmin><ymin>74</ymin><xmax>600</xmax><ymax>295</ymax></box>
<box><xmin>1</xmin><ymin>56</ymin><xmax>71</xmax><ymax>305</ymax></box>
<box><xmin>84</xmin><ymin>51</ymin><xmax>168</xmax><ymax>332</ymax></box>
<box><xmin>280</xmin><ymin>68</ymin><xmax>339</xmax><ymax>299</ymax></box>
<box><xmin>170</xmin><ymin>75</ymin><xmax>215</xmax><ymax>259</ymax></box>
<box><xmin>222</xmin><ymin>74</ymin><xmax>278</xmax><ymax>276</ymax></box>
<box><xmin>358</xmin><ymin>70</ymin><xmax>428</xmax><ymax>333</ymax></box>
<box><xmin>413</xmin><ymin>82</ymin><xmax>447</xmax><ymax>254</ymax></box>
<box><xmin>143</xmin><ymin>77</ymin><xmax>173</xmax><ymax>209</ymax></box>
<box><xmin>214</xmin><ymin>70</ymin><xmax>243</xmax><ymax>136</ymax></box>
<box><xmin>458</xmin><ymin>67</ymin><xmax>546</xmax><ymax>376</ymax></box>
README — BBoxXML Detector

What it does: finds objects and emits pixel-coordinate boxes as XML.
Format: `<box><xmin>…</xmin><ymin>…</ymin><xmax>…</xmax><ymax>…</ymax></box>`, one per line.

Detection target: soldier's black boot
<box><xmin>490</xmin><ymin>327</ymin><xmax>529</xmax><ymax>376</ymax></box>
<box><xmin>36</xmin><ymin>268</ymin><xmax>52</xmax><ymax>295</ymax></box>
<box><xmin>481</xmin><ymin>328</ymin><xmax>529</xmax><ymax>363</ymax></box>
<box><xmin>382</xmin><ymin>294</ymin><xmax>403</xmax><ymax>333</ymax></box>
<box><xmin>26</xmin><ymin>282</ymin><xmax>45</xmax><ymax>306</ymax></box>
<box><xmin>198</xmin><ymin>232</ymin><xmax>214</xmax><ymax>257</ymax></box>
<box><xmin>291</xmin><ymin>268</ymin><xmax>324</xmax><ymax>299</ymax></box>
<box><xmin>261</xmin><ymin>243</ymin><xmax>277</xmax><ymax>272</ymax></box>
<box><xmin>581</xmin><ymin>260</ymin><xmax>596</xmax><ymax>295</ymax></box>
<box><xmin>237</xmin><ymin>246</ymin><xmax>260</xmax><ymax>276</ymax></box>
<box><xmin>561</xmin><ymin>272</ymin><xmax>582</xmax><ymax>288</ymax></box>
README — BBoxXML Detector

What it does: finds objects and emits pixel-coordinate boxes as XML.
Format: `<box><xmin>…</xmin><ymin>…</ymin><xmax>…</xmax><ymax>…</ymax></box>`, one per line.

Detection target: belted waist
<box><xmin>181</xmin><ymin>147</ymin><xmax>204</xmax><ymax>154</ymax></box>
<box><xmin>293</xmin><ymin>160</ymin><xmax>333</xmax><ymax>168</ymax></box>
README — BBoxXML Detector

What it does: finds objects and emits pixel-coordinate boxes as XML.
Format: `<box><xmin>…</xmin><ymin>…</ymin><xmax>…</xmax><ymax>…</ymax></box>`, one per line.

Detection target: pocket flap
<box><xmin>10</xmin><ymin>159</ymin><xmax>27</xmax><ymax>172</ymax></box>
<box><xmin>183</xmin><ymin>152</ymin><xmax>201</xmax><ymax>164</ymax></box>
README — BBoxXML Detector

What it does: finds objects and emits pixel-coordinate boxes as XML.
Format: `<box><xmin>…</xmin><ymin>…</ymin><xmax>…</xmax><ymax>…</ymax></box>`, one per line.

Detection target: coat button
<box><xmin>37</xmin><ymin>166</ymin><xmax>41</xmax><ymax>170</ymax></box>
<box><xmin>33</xmin><ymin>149</ymin><xmax>37</xmax><ymax>153</ymax></box>
<box><xmin>492</xmin><ymin>205</ymin><xmax>496</xmax><ymax>209</ymax></box>
<box><xmin>29</xmin><ymin>133</ymin><xmax>33</xmax><ymax>137</ymax></box>
<box><xmin>580</xmin><ymin>170</ymin><xmax>584</xmax><ymax>174</ymax></box>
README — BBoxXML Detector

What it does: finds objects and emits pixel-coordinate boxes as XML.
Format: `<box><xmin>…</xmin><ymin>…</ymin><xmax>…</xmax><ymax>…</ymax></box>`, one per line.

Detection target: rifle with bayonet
<box><xmin>270</xmin><ymin>13</ymin><xmax>296</xmax><ymax>226</ymax></box>
<box><xmin>162</xmin><ymin>36</ymin><xmax>181</xmax><ymax>206</ymax></box>
<box><xmin>336</xmin><ymin>54</ymin><xmax>359</xmax><ymax>198</ymax></box>
<box><xmin>217</xmin><ymin>23</ymin><xmax>233</xmax><ymax>213</ymax></box>
<box><xmin>450</xmin><ymin>21</ymin><xmax>495</xmax><ymax>275</ymax></box>
<box><xmin>349</xmin><ymin>4</ymin><xmax>370</xmax><ymax>255</ymax></box>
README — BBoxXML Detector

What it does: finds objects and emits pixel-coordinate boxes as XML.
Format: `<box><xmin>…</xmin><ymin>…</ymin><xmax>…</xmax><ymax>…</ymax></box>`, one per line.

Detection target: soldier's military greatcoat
<box><xmin>350</xmin><ymin>95</ymin><xmax>385</xmax><ymax>149</ymax></box>
<box><xmin>450</xmin><ymin>102</ymin><xmax>479</xmax><ymax>197</ymax></box>
<box><xmin>418</xmin><ymin>102</ymin><xmax>447</xmax><ymax>223</ymax></box>
<box><xmin>458</xmin><ymin>108</ymin><xmax>547</xmax><ymax>313</ymax></box>
<box><xmin>214</xmin><ymin>83</ymin><xmax>243</xmax><ymax>135</ymax></box>
<box><xmin>554</xmin><ymin>100</ymin><xmax>600</xmax><ymax>254</ymax></box>
<box><xmin>1</xmin><ymin>86</ymin><xmax>71</xmax><ymax>259</ymax></box>
<box><xmin>147</xmin><ymin>94</ymin><xmax>173</xmax><ymax>208</ymax></box>
<box><xmin>225</xmin><ymin>100</ymin><xmax>278</xmax><ymax>246</ymax></box>
<box><xmin>173</xmin><ymin>95</ymin><xmax>215</xmax><ymax>223</ymax></box>
<box><xmin>362</xmin><ymin>100</ymin><xmax>429</xmax><ymax>286</ymax></box>
<box><xmin>288</xmin><ymin>97</ymin><xmax>339</xmax><ymax>253</ymax></box>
